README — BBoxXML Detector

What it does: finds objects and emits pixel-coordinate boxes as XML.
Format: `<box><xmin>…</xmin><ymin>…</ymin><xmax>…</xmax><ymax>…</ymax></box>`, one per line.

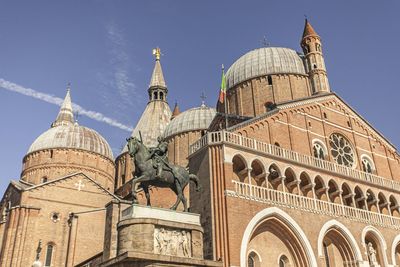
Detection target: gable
<box><xmin>230</xmin><ymin>94</ymin><xmax>400</xmax><ymax>180</ymax></box>
<box><xmin>24</xmin><ymin>172</ymin><xmax>119</xmax><ymax>208</ymax></box>
<box><xmin>0</xmin><ymin>181</ymin><xmax>24</xmax><ymax>208</ymax></box>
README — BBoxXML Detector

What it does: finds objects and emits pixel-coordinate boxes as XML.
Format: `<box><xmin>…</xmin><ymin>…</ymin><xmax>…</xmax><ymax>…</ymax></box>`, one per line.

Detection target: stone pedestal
<box><xmin>101</xmin><ymin>205</ymin><xmax>221</xmax><ymax>267</ymax></box>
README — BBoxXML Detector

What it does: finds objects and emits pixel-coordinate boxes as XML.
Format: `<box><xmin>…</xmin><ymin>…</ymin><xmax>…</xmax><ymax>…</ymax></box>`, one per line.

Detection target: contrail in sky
<box><xmin>0</xmin><ymin>78</ymin><xmax>133</xmax><ymax>132</ymax></box>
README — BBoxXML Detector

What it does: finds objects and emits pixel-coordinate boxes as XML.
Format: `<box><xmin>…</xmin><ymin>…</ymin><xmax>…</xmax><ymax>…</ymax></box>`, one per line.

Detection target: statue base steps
<box><xmin>101</xmin><ymin>205</ymin><xmax>221</xmax><ymax>267</ymax></box>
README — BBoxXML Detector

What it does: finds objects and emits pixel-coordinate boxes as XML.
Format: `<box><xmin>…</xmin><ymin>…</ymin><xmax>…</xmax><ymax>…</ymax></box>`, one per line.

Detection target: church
<box><xmin>1</xmin><ymin>19</ymin><xmax>400</xmax><ymax>267</ymax></box>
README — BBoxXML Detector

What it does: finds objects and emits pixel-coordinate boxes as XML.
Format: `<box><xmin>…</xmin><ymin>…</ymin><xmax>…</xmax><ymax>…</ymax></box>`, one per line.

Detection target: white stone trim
<box><xmin>361</xmin><ymin>225</ymin><xmax>388</xmax><ymax>266</ymax></box>
<box><xmin>317</xmin><ymin>219</ymin><xmax>363</xmax><ymax>261</ymax></box>
<box><xmin>240</xmin><ymin>207</ymin><xmax>317</xmax><ymax>267</ymax></box>
<box><xmin>391</xmin><ymin>234</ymin><xmax>400</xmax><ymax>266</ymax></box>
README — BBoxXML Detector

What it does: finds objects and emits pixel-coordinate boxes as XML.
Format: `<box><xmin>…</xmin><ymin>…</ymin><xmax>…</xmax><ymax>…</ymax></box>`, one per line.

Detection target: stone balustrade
<box><xmin>227</xmin><ymin>180</ymin><xmax>400</xmax><ymax>230</ymax></box>
<box><xmin>189</xmin><ymin>131</ymin><xmax>400</xmax><ymax>192</ymax></box>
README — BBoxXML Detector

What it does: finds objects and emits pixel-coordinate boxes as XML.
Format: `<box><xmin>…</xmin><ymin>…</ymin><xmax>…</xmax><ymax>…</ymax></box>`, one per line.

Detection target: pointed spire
<box><xmin>302</xmin><ymin>19</ymin><xmax>319</xmax><ymax>39</ymax></box>
<box><xmin>149</xmin><ymin>47</ymin><xmax>166</xmax><ymax>89</ymax></box>
<box><xmin>52</xmin><ymin>84</ymin><xmax>74</xmax><ymax>127</ymax></box>
<box><xmin>171</xmin><ymin>101</ymin><xmax>181</xmax><ymax>119</ymax></box>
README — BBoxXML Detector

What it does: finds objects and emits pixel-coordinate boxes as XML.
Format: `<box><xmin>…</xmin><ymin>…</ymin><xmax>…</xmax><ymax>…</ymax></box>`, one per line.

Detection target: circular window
<box><xmin>50</xmin><ymin>212</ymin><xmax>60</xmax><ymax>223</ymax></box>
<box><xmin>329</xmin><ymin>133</ymin><xmax>355</xmax><ymax>168</ymax></box>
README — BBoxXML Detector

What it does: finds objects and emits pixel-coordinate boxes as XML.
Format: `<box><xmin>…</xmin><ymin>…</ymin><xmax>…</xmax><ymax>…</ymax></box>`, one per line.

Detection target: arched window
<box><xmin>361</xmin><ymin>155</ymin><xmax>374</xmax><ymax>174</ymax></box>
<box><xmin>279</xmin><ymin>255</ymin><xmax>289</xmax><ymax>267</ymax></box>
<box><xmin>313</xmin><ymin>141</ymin><xmax>326</xmax><ymax>160</ymax></box>
<box><xmin>45</xmin><ymin>244</ymin><xmax>54</xmax><ymax>267</ymax></box>
<box><xmin>159</xmin><ymin>92</ymin><xmax>164</xmax><ymax>100</ymax></box>
<box><xmin>153</xmin><ymin>92</ymin><xmax>158</xmax><ymax>100</ymax></box>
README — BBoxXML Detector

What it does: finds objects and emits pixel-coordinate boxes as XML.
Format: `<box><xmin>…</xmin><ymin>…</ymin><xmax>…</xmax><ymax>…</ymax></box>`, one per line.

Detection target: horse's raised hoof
<box><xmin>170</xmin><ymin>206</ymin><xmax>177</xmax><ymax>210</ymax></box>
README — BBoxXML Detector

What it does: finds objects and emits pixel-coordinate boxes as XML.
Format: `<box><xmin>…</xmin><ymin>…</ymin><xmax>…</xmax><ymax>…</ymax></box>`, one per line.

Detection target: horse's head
<box><xmin>126</xmin><ymin>137</ymin><xmax>140</xmax><ymax>156</ymax></box>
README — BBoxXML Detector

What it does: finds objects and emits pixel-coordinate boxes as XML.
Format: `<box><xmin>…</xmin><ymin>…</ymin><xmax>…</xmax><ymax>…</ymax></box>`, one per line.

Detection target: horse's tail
<box><xmin>189</xmin><ymin>174</ymin><xmax>202</xmax><ymax>192</ymax></box>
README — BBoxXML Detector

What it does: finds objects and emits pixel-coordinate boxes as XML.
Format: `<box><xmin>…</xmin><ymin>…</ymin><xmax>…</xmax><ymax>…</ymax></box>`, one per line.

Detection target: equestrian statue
<box><xmin>126</xmin><ymin>135</ymin><xmax>201</xmax><ymax>212</ymax></box>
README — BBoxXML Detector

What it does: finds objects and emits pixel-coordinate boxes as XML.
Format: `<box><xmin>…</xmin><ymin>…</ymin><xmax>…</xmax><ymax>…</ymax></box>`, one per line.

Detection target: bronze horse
<box><xmin>126</xmin><ymin>137</ymin><xmax>201</xmax><ymax>212</ymax></box>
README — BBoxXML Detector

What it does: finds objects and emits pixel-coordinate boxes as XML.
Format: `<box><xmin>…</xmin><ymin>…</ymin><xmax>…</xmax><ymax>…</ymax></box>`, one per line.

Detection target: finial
<box><xmin>221</xmin><ymin>64</ymin><xmax>224</xmax><ymax>71</ymax></box>
<box><xmin>200</xmin><ymin>92</ymin><xmax>207</xmax><ymax>107</ymax></box>
<box><xmin>304</xmin><ymin>14</ymin><xmax>308</xmax><ymax>20</ymax></box>
<box><xmin>67</xmin><ymin>82</ymin><xmax>71</xmax><ymax>92</ymax></box>
<box><xmin>261</xmin><ymin>36</ymin><xmax>270</xmax><ymax>47</ymax></box>
<box><xmin>152</xmin><ymin>47</ymin><xmax>161</xmax><ymax>61</ymax></box>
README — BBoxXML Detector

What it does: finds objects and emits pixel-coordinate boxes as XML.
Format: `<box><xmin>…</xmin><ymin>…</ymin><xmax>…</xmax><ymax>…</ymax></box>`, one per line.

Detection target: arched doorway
<box><xmin>241</xmin><ymin>207</ymin><xmax>317</xmax><ymax>267</ymax></box>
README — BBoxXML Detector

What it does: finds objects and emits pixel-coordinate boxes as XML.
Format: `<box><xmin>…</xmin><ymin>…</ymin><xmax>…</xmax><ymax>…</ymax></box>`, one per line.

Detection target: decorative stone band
<box><xmin>189</xmin><ymin>131</ymin><xmax>400</xmax><ymax>193</ymax></box>
<box><xmin>122</xmin><ymin>204</ymin><xmax>201</xmax><ymax>226</ymax></box>
<box><xmin>228</xmin><ymin>180</ymin><xmax>400</xmax><ymax>230</ymax></box>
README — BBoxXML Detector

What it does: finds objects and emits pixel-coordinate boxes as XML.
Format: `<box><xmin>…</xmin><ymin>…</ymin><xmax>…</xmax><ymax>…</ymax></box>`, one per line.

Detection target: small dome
<box><xmin>163</xmin><ymin>106</ymin><xmax>216</xmax><ymax>139</ymax></box>
<box><xmin>225</xmin><ymin>47</ymin><xmax>306</xmax><ymax>89</ymax></box>
<box><xmin>27</xmin><ymin>124</ymin><xmax>113</xmax><ymax>160</ymax></box>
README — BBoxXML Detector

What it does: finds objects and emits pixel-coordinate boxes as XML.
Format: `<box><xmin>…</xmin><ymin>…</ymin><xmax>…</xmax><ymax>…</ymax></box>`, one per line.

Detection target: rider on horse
<box><xmin>148</xmin><ymin>136</ymin><xmax>178</xmax><ymax>182</ymax></box>
<box><xmin>149</xmin><ymin>136</ymin><xmax>170</xmax><ymax>179</ymax></box>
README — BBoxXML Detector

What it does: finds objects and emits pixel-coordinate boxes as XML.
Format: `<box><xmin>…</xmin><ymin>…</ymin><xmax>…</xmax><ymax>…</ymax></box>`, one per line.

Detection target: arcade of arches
<box><xmin>230</xmin><ymin>154</ymin><xmax>400</xmax><ymax>266</ymax></box>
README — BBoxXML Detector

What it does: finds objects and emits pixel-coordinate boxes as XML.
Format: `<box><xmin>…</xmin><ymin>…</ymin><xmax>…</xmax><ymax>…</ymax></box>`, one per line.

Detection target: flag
<box><xmin>218</xmin><ymin>65</ymin><xmax>226</xmax><ymax>103</ymax></box>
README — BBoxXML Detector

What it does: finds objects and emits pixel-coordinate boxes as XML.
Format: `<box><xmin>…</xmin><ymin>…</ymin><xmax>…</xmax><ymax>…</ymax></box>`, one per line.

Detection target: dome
<box><xmin>225</xmin><ymin>47</ymin><xmax>306</xmax><ymax>89</ymax></box>
<box><xmin>163</xmin><ymin>105</ymin><xmax>216</xmax><ymax>138</ymax></box>
<box><xmin>27</xmin><ymin>124</ymin><xmax>114</xmax><ymax>160</ymax></box>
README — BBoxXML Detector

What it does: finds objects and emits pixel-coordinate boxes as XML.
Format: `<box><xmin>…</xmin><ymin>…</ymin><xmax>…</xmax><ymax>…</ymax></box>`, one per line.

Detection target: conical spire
<box><xmin>302</xmin><ymin>19</ymin><xmax>319</xmax><ymax>39</ymax></box>
<box><xmin>52</xmin><ymin>85</ymin><xmax>74</xmax><ymax>127</ymax></box>
<box><xmin>171</xmin><ymin>102</ymin><xmax>181</xmax><ymax>119</ymax></box>
<box><xmin>149</xmin><ymin>47</ymin><xmax>166</xmax><ymax>89</ymax></box>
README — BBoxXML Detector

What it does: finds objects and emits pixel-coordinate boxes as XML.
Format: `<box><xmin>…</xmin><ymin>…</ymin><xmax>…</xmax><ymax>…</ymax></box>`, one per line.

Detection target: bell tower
<box><xmin>301</xmin><ymin>19</ymin><xmax>330</xmax><ymax>94</ymax></box>
<box><xmin>148</xmin><ymin>47</ymin><xmax>168</xmax><ymax>102</ymax></box>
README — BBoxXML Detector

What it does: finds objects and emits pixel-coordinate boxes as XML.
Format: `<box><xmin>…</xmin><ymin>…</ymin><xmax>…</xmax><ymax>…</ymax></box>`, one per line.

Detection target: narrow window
<box><xmin>50</xmin><ymin>150</ymin><xmax>53</xmax><ymax>158</ymax></box>
<box><xmin>41</xmin><ymin>177</ymin><xmax>48</xmax><ymax>183</ymax></box>
<box><xmin>153</xmin><ymin>92</ymin><xmax>158</xmax><ymax>100</ymax></box>
<box><xmin>247</xmin><ymin>255</ymin><xmax>254</xmax><ymax>267</ymax></box>
<box><xmin>323</xmin><ymin>112</ymin><xmax>327</xmax><ymax>119</ymax></box>
<box><xmin>159</xmin><ymin>92</ymin><xmax>164</xmax><ymax>100</ymax></box>
<box><xmin>267</xmin><ymin>76</ymin><xmax>273</xmax><ymax>86</ymax></box>
<box><xmin>347</xmin><ymin>121</ymin><xmax>351</xmax><ymax>127</ymax></box>
<box><xmin>308</xmin><ymin>121</ymin><xmax>312</xmax><ymax>127</ymax></box>
<box><xmin>45</xmin><ymin>244</ymin><xmax>54</xmax><ymax>266</ymax></box>
<box><xmin>313</xmin><ymin>64</ymin><xmax>317</xmax><ymax>69</ymax></box>
<box><xmin>274</xmin><ymin>142</ymin><xmax>280</xmax><ymax>147</ymax></box>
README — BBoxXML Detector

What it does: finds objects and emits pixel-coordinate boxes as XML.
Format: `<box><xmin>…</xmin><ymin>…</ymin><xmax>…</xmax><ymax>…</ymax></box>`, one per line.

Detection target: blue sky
<box><xmin>0</xmin><ymin>1</ymin><xmax>399</xmax><ymax>194</ymax></box>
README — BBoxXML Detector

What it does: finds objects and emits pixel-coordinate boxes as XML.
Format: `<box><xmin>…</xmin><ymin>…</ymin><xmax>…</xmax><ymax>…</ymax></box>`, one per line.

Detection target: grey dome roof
<box><xmin>163</xmin><ymin>105</ymin><xmax>216</xmax><ymax>138</ymax></box>
<box><xmin>225</xmin><ymin>47</ymin><xmax>306</xmax><ymax>88</ymax></box>
<box><xmin>28</xmin><ymin>124</ymin><xmax>114</xmax><ymax>160</ymax></box>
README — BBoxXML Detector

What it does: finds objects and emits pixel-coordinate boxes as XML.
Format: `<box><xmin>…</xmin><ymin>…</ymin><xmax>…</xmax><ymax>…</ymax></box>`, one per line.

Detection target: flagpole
<box><xmin>222</xmin><ymin>64</ymin><xmax>228</xmax><ymax>129</ymax></box>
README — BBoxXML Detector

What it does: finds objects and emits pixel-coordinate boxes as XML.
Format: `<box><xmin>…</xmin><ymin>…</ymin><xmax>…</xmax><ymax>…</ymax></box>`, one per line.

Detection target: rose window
<box><xmin>329</xmin><ymin>133</ymin><xmax>355</xmax><ymax>167</ymax></box>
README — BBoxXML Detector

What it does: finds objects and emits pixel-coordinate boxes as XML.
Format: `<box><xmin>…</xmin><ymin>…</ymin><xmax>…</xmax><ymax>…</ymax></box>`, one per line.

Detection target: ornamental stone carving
<box><xmin>154</xmin><ymin>227</ymin><xmax>191</xmax><ymax>257</ymax></box>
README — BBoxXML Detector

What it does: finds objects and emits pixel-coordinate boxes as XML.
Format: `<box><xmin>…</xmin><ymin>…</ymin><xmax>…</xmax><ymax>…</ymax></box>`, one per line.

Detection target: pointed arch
<box><xmin>361</xmin><ymin>225</ymin><xmax>388</xmax><ymax>267</ymax></box>
<box><xmin>391</xmin><ymin>234</ymin><xmax>400</xmax><ymax>266</ymax></box>
<box><xmin>250</xmin><ymin>159</ymin><xmax>266</xmax><ymax>186</ymax></box>
<box><xmin>232</xmin><ymin>154</ymin><xmax>248</xmax><ymax>183</ymax></box>
<box><xmin>317</xmin><ymin>220</ymin><xmax>362</xmax><ymax>263</ymax></box>
<box><xmin>240</xmin><ymin>207</ymin><xmax>317</xmax><ymax>267</ymax></box>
